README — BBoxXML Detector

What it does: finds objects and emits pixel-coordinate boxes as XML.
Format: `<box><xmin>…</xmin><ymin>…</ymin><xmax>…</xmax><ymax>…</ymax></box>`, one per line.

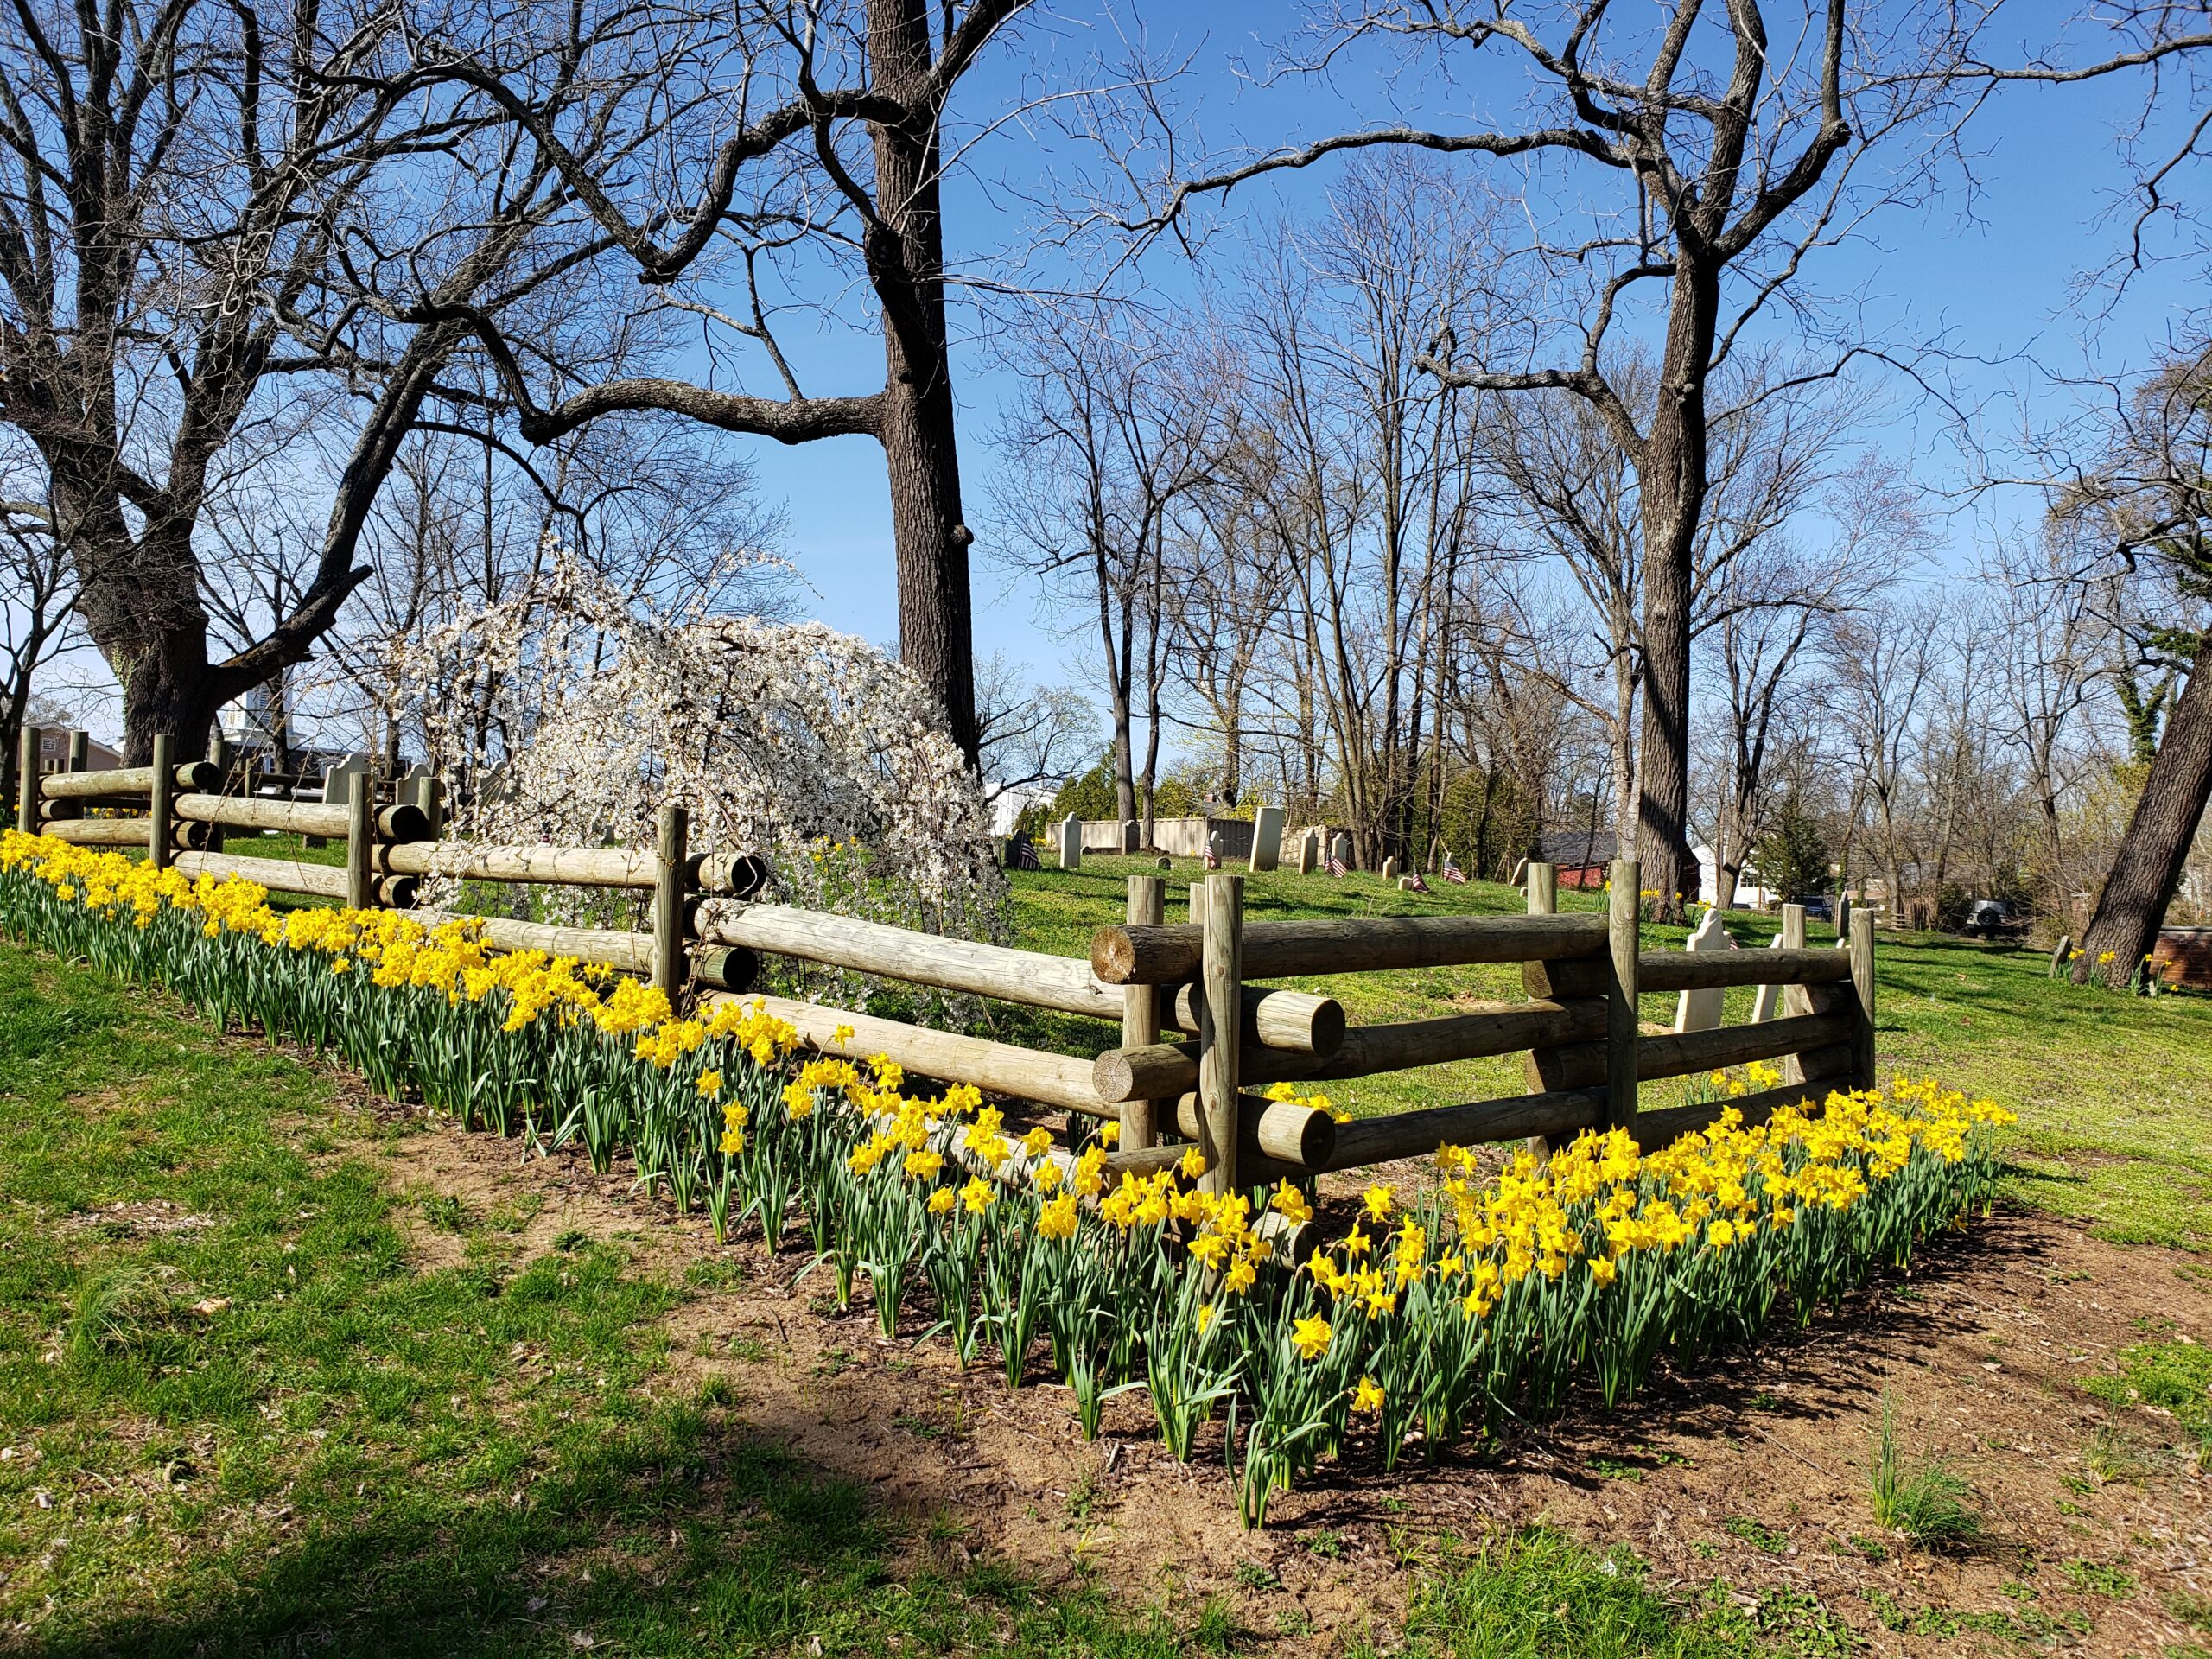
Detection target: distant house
<box><xmin>1694</xmin><ymin>845</ymin><xmax>1776</xmax><ymax>912</ymax></box>
<box><xmin>35</xmin><ymin>728</ymin><xmax>122</xmax><ymax>773</ymax></box>
<box><xmin>1533</xmin><ymin>830</ymin><xmax>1617</xmax><ymax>890</ymax></box>
<box><xmin>988</xmin><ymin>786</ymin><xmax>1052</xmax><ymax>840</ymax></box>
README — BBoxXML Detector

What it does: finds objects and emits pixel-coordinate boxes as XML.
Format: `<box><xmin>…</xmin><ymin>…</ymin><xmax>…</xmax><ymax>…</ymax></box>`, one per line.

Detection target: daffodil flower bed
<box><xmin>0</xmin><ymin>832</ymin><xmax>2012</xmax><ymax>1526</ymax></box>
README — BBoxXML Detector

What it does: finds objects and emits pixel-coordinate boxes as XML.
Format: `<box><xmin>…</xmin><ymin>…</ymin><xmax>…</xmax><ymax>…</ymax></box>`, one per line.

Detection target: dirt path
<box><xmin>374</xmin><ymin>1109</ymin><xmax>2211</xmax><ymax>1656</ymax></box>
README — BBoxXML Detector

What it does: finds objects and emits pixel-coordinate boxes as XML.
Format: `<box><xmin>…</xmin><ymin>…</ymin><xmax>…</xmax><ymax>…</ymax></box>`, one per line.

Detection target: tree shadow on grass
<box><xmin>35</xmin><ymin>1405</ymin><xmax>1184</xmax><ymax>1659</ymax></box>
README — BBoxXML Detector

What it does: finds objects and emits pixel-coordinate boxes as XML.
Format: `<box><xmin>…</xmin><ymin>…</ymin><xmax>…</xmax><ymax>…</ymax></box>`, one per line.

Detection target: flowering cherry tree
<box><xmin>397</xmin><ymin>557</ymin><xmax>1007</xmax><ymax>957</ymax></box>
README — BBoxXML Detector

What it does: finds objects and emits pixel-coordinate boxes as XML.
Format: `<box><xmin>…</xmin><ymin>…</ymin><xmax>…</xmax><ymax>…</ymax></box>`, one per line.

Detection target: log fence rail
<box><xmin>11</xmin><ymin>725</ymin><xmax>1878</xmax><ymax>1194</ymax></box>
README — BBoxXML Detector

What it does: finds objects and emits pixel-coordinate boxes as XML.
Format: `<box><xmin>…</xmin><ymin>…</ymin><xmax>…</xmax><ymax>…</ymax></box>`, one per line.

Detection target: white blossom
<box><xmin>395</xmin><ymin>555</ymin><xmax>1009</xmax><ymax>1002</ymax></box>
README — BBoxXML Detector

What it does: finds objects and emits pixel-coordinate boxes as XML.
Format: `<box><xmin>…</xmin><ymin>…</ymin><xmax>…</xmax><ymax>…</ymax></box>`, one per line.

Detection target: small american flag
<box><xmin>1405</xmin><ymin>869</ymin><xmax>1430</xmax><ymax>893</ymax></box>
<box><xmin>1325</xmin><ymin>851</ymin><xmax>1349</xmax><ymax>877</ymax></box>
<box><xmin>1012</xmin><ymin>836</ymin><xmax>1040</xmax><ymax>870</ymax></box>
<box><xmin>1203</xmin><ymin>841</ymin><xmax>1219</xmax><ymax>870</ymax></box>
<box><xmin>1441</xmin><ymin>851</ymin><xmax>1468</xmax><ymax>885</ymax></box>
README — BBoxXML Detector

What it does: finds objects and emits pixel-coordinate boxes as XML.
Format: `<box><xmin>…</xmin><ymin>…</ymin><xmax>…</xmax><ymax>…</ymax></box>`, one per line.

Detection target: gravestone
<box><xmin>1249</xmin><ymin>804</ymin><xmax>1286</xmax><ymax>873</ymax></box>
<box><xmin>1205</xmin><ymin>830</ymin><xmax>1224</xmax><ymax>867</ymax></box>
<box><xmin>1122</xmin><ymin>819</ymin><xmax>1141</xmax><ymax>853</ymax></box>
<box><xmin>1380</xmin><ymin>856</ymin><xmax>1399</xmax><ymax>882</ymax></box>
<box><xmin>1056</xmin><ymin>814</ymin><xmax>1082</xmax><ymax>871</ymax></box>
<box><xmin>321</xmin><ymin>753</ymin><xmax>369</xmax><ymax>807</ymax></box>
<box><xmin>1748</xmin><ymin>932</ymin><xmax>1786</xmax><ymax>1022</ymax></box>
<box><xmin>313</xmin><ymin>753</ymin><xmax>370</xmax><ymax>849</ymax></box>
<box><xmin>2048</xmin><ymin>936</ymin><xmax>2072</xmax><ymax>979</ymax></box>
<box><xmin>397</xmin><ymin>763</ymin><xmax>442</xmax><ymax>836</ymax></box>
<box><xmin>1156</xmin><ymin>855</ymin><xmax>1172</xmax><ymax>870</ymax></box>
<box><xmin>1331</xmin><ymin>832</ymin><xmax>1355</xmax><ymax>872</ymax></box>
<box><xmin>1296</xmin><ymin>831</ymin><xmax>1319</xmax><ymax>875</ymax></box>
<box><xmin>1674</xmin><ymin>907</ymin><xmax>1738</xmax><ymax>1033</ymax></box>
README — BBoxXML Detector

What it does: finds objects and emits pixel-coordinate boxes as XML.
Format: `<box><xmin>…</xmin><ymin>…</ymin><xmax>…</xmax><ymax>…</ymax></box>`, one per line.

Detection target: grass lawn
<box><xmin>0</xmin><ymin>943</ymin><xmax>1210</xmax><ymax>1656</ymax></box>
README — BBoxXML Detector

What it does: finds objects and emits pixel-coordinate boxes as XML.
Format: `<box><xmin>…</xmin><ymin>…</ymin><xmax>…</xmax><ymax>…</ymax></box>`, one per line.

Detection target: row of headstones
<box><xmin>296</xmin><ymin>754</ymin><xmax>442</xmax><ymax>839</ymax></box>
<box><xmin>1046</xmin><ymin>808</ymin><xmax>1373</xmax><ymax>877</ymax></box>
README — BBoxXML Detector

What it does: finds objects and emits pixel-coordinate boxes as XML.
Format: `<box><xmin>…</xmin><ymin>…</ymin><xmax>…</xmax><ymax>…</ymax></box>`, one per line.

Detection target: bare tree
<box><xmin>2054</xmin><ymin>344</ymin><xmax>2212</xmax><ymax>981</ymax></box>
<box><xmin>974</xmin><ymin>654</ymin><xmax>1096</xmax><ymax>811</ymax></box>
<box><xmin>1696</xmin><ymin>451</ymin><xmax>1922</xmax><ymax>908</ymax></box>
<box><xmin>1111</xmin><ymin>0</ymin><xmax>1967</xmax><ymax>913</ymax></box>
<box><xmin>422</xmin><ymin>1</ymin><xmax>1048</xmax><ymax>763</ymax></box>
<box><xmin>1159</xmin><ymin>421</ymin><xmax>1291</xmax><ymax>809</ymax></box>
<box><xmin>0</xmin><ymin>447</ymin><xmax>76</xmax><ymax>806</ymax></box>
<box><xmin>0</xmin><ymin>0</ymin><xmax>594</xmax><ymax>760</ymax></box>
<box><xmin>993</xmin><ymin>304</ymin><xmax>1224</xmax><ymax>840</ymax></box>
<box><xmin>1827</xmin><ymin>595</ymin><xmax>1948</xmax><ymax>923</ymax></box>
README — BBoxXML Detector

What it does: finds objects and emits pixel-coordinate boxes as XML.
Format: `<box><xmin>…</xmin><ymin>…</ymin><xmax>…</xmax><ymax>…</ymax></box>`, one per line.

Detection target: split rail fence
<box><xmin>15</xmin><ymin>722</ymin><xmax>1877</xmax><ymax>1193</ymax></box>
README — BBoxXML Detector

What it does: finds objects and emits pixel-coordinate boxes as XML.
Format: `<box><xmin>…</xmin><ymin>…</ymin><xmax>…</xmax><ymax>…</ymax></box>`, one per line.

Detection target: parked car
<box><xmin>1789</xmin><ymin>894</ymin><xmax>1834</xmax><ymax>921</ymax></box>
<box><xmin>1961</xmin><ymin>899</ymin><xmax>2024</xmax><ymax>939</ymax></box>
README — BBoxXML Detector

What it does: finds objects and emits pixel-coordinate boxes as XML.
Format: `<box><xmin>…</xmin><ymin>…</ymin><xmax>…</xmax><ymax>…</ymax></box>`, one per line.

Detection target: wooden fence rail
<box><xmin>13</xmin><ymin>736</ymin><xmax>1879</xmax><ymax>1195</ymax></box>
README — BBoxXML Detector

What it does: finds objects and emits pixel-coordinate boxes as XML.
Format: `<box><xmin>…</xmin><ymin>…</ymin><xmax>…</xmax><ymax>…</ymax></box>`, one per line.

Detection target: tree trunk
<box><xmin>1611</xmin><ymin>642</ymin><xmax>1637</xmax><ymax>858</ymax></box>
<box><xmin>868</xmin><ymin>1</ymin><xmax>976</xmax><ymax>763</ymax></box>
<box><xmin>1633</xmin><ymin>264</ymin><xmax>1719</xmax><ymax>916</ymax></box>
<box><xmin>2075</xmin><ymin>634</ymin><xmax>2212</xmax><ymax>984</ymax></box>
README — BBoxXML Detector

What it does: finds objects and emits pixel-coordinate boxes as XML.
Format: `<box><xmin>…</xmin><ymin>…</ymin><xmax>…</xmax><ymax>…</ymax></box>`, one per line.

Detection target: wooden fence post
<box><xmin>1606</xmin><ymin>859</ymin><xmax>1640</xmax><ymax>1133</ymax></box>
<box><xmin>1198</xmin><ymin>871</ymin><xmax>1243</xmax><ymax>1194</ymax></box>
<box><xmin>16</xmin><ymin>725</ymin><xmax>40</xmax><ymax>835</ymax></box>
<box><xmin>652</xmin><ymin>804</ymin><xmax>690</xmax><ymax>999</ymax></box>
<box><xmin>1528</xmin><ymin>859</ymin><xmax>1558</xmax><ymax>916</ymax></box>
<box><xmin>1120</xmin><ymin>875</ymin><xmax>1166</xmax><ymax>1150</ymax></box>
<box><xmin>149</xmin><ymin>734</ymin><xmax>174</xmax><ymax>871</ymax></box>
<box><xmin>345</xmin><ymin>785</ymin><xmax>375</xmax><ymax>910</ymax></box>
<box><xmin>1777</xmin><ymin>903</ymin><xmax>1808</xmax><ymax>1082</ymax></box>
<box><xmin>67</xmin><ymin>730</ymin><xmax>87</xmax><ymax>772</ymax></box>
<box><xmin>1524</xmin><ymin>861</ymin><xmax>1558</xmax><ymax>1158</ymax></box>
<box><xmin>203</xmin><ymin>734</ymin><xmax>229</xmax><ymax>853</ymax></box>
<box><xmin>1849</xmin><ymin>906</ymin><xmax>1877</xmax><ymax>1091</ymax></box>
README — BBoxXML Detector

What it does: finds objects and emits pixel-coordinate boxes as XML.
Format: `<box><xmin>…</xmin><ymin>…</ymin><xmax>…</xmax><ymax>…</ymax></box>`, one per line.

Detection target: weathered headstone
<box><xmin>1398</xmin><ymin>875</ymin><xmax>1419</xmax><ymax>892</ymax></box>
<box><xmin>1156</xmin><ymin>855</ymin><xmax>1172</xmax><ymax>870</ymax></box>
<box><xmin>1296</xmin><ymin>831</ymin><xmax>1319</xmax><ymax>875</ymax></box>
<box><xmin>1381</xmin><ymin>856</ymin><xmax>1399</xmax><ymax>882</ymax></box>
<box><xmin>1674</xmin><ymin>907</ymin><xmax>1738</xmax><ymax>1033</ymax></box>
<box><xmin>397</xmin><ymin>763</ymin><xmax>442</xmax><ymax>836</ymax></box>
<box><xmin>1205</xmin><ymin>830</ymin><xmax>1224</xmax><ymax>868</ymax></box>
<box><xmin>1509</xmin><ymin>855</ymin><xmax>1529</xmax><ymax>887</ymax></box>
<box><xmin>312</xmin><ymin>753</ymin><xmax>369</xmax><ymax>849</ymax></box>
<box><xmin>1249</xmin><ymin>804</ymin><xmax>1286</xmax><ymax>873</ymax></box>
<box><xmin>1749</xmin><ymin>932</ymin><xmax>1786</xmax><ymax>1022</ymax></box>
<box><xmin>1122</xmin><ymin>819</ymin><xmax>1141</xmax><ymax>853</ymax></box>
<box><xmin>1834</xmin><ymin>893</ymin><xmax>1852</xmax><ymax>943</ymax></box>
<box><xmin>2048</xmin><ymin>935</ymin><xmax>2073</xmax><ymax>979</ymax></box>
<box><xmin>321</xmin><ymin>753</ymin><xmax>369</xmax><ymax>807</ymax></box>
<box><xmin>1056</xmin><ymin>814</ymin><xmax>1082</xmax><ymax>871</ymax></box>
<box><xmin>1331</xmin><ymin>832</ymin><xmax>1355</xmax><ymax>872</ymax></box>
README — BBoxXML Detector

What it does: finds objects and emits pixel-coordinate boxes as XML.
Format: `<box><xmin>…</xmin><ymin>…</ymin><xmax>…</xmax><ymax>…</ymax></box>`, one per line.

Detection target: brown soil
<box><xmin>359</xmin><ymin>1102</ymin><xmax>2211</xmax><ymax>1656</ymax></box>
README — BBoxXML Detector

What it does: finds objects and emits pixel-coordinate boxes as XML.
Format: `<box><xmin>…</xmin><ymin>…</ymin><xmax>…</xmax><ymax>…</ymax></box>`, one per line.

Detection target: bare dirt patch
<box><xmin>378</xmin><ymin>1111</ymin><xmax>2211</xmax><ymax>1656</ymax></box>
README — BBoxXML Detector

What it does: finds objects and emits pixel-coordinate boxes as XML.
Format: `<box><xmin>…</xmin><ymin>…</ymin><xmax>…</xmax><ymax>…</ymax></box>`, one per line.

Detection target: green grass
<box><xmin>1385</xmin><ymin>1529</ymin><xmax>1859</xmax><ymax>1658</ymax></box>
<box><xmin>0</xmin><ymin>941</ymin><xmax>1224</xmax><ymax>1656</ymax></box>
<box><xmin>2084</xmin><ymin>1337</ymin><xmax>2212</xmax><ymax>1453</ymax></box>
<box><xmin>1009</xmin><ymin>857</ymin><xmax>2212</xmax><ymax>1249</ymax></box>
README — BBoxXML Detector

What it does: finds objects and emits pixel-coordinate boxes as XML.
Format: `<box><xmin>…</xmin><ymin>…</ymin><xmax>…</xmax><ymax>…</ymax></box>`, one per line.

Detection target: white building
<box><xmin>1694</xmin><ymin>844</ymin><xmax>1777</xmax><ymax>912</ymax></box>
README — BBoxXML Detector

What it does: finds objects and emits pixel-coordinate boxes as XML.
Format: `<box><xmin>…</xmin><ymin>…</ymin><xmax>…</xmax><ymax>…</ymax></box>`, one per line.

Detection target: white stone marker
<box><xmin>1674</xmin><ymin>906</ymin><xmax>1738</xmax><ymax>1033</ymax></box>
<box><xmin>1249</xmin><ymin>804</ymin><xmax>1285</xmax><ymax>873</ymax></box>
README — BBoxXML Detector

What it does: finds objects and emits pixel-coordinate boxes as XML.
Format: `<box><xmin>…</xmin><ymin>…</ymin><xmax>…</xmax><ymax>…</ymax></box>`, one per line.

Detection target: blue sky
<box><xmin>751</xmin><ymin>5</ymin><xmax>2204</xmax><ymax>696</ymax></box>
<box><xmin>41</xmin><ymin>6</ymin><xmax>2202</xmax><ymax>750</ymax></box>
